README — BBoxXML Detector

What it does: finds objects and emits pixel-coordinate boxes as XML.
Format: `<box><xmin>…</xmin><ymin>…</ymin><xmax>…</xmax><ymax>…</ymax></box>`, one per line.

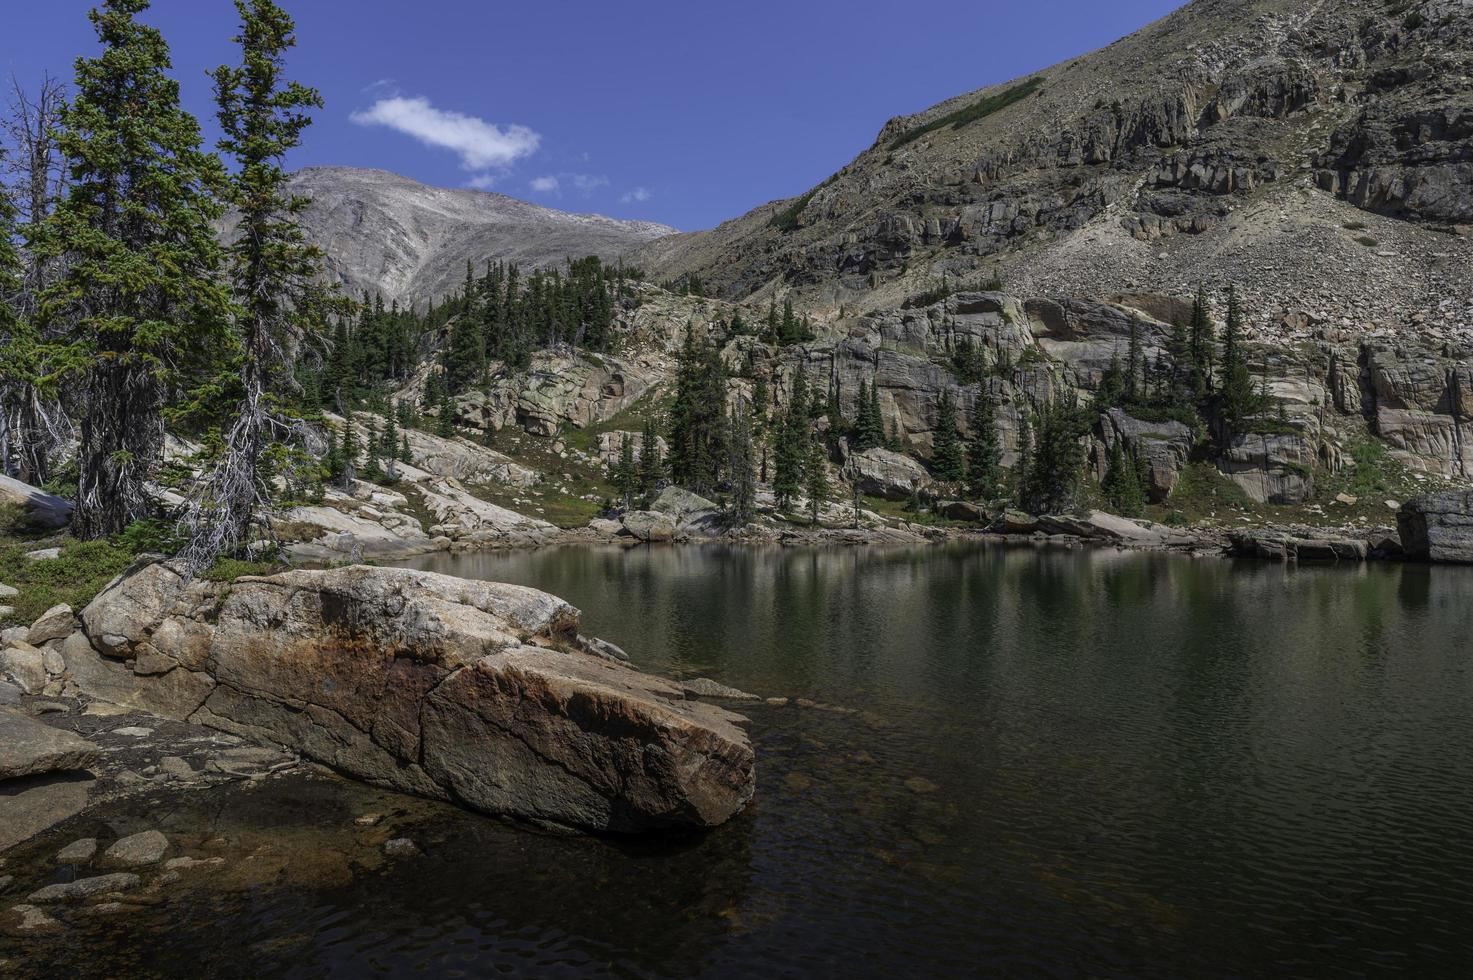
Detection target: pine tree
<box><xmin>1125</xmin><ymin>319</ymin><xmax>1143</xmax><ymax>405</ymax></box>
<box><xmin>446</xmin><ymin>260</ymin><xmax>486</xmax><ymax>392</ymax></box>
<box><xmin>436</xmin><ymin>382</ymin><xmax>455</xmax><ymax>437</ymax></box>
<box><xmin>774</xmin><ymin>402</ymin><xmax>806</xmax><ymax>511</ymax></box>
<box><xmin>728</xmin><ymin>407</ymin><xmax>755</xmax><ymax>526</ymax></box>
<box><xmin>932</xmin><ymin>389</ymin><xmax>965</xmax><ymax>482</ymax></box>
<box><xmin>1102</xmin><ymin>440</ymin><xmax>1146</xmax><ymax>517</ymax></box>
<box><xmin>339</xmin><ymin>418</ymin><xmax>359</xmax><ymax>489</ymax></box>
<box><xmin>1014</xmin><ymin>411</ymin><xmax>1033</xmax><ymax>510</ymax></box>
<box><xmin>178</xmin><ymin>0</ymin><xmax>334</xmax><ymax>571</ymax></box>
<box><xmin>637</xmin><ymin>418</ymin><xmax>664</xmax><ymax>499</ymax></box>
<box><xmin>40</xmin><ymin>0</ymin><xmax>233</xmax><ymax>538</ymax></box>
<box><xmin>324</xmin><ymin>425</ymin><xmax>342</xmax><ymax>483</ymax></box>
<box><xmin>1218</xmin><ymin>284</ymin><xmax>1262</xmax><ymax>439</ymax></box>
<box><xmin>1024</xmin><ymin>395</ymin><xmax>1091</xmax><ymax>514</ymax></box>
<box><xmin>382</xmin><ymin>402</ymin><xmax>401</xmax><ymax>477</ymax></box>
<box><xmin>1188</xmin><ymin>284</ymin><xmax>1215</xmax><ymax>400</ymax></box>
<box><xmin>804</xmin><ymin>433</ymin><xmax>829</xmax><ymax>525</ymax></box>
<box><xmin>965</xmin><ymin>394</ymin><xmax>1001</xmax><ymax>501</ymax></box>
<box><xmin>612</xmin><ymin>434</ymin><xmax>638</xmax><ymax>507</ymax></box>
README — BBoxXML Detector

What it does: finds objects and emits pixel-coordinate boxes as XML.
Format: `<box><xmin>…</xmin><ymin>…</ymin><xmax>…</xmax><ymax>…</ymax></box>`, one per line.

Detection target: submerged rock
<box><xmin>103</xmin><ymin>831</ymin><xmax>170</xmax><ymax>868</ymax></box>
<box><xmin>74</xmin><ymin>563</ymin><xmax>755</xmax><ymax>833</ymax></box>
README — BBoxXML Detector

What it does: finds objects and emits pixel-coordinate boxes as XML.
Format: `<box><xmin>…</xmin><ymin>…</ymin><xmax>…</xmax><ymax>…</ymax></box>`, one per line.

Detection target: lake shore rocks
<box><xmin>69</xmin><ymin>563</ymin><xmax>755</xmax><ymax>834</ymax></box>
<box><xmin>1398</xmin><ymin>491</ymin><xmax>1473</xmax><ymax>564</ymax></box>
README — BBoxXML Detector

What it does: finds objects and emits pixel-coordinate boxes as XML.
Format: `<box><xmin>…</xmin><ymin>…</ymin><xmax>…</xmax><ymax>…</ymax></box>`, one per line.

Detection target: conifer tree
<box><xmin>1218</xmin><ymin>284</ymin><xmax>1262</xmax><ymax>439</ymax></box>
<box><xmin>1014</xmin><ymin>411</ymin><xmax>1033</xmax><ymax>510</ymax></box>
<box><xmin>804</xmin><ymin>433</ymin><xmax>828</xmax><ymax>525</ymax></box>
<box><xmin>382</xmin><ymin>402</ymin><xmax>400</xmax><ymax>478</ymax></box>
<box><xmin>965</xmin><ymin>394</ymin><xmax>1001</xmax><ymax>501</ymax></box>
<box><xmin>1188</xmin><ymin>285</ymin><xmax>1215</xmax><ymax>399</ymax></box>
<box><xmin>1102</xmin><ymin>440</ymin><xmax>1146</xmax><ymax>517</ymax></box>
<box><xmin>728</xmin><ymin>406</ymin><xmax>755</xmax><ymax>525</ymax></box>
<box><xmin>612</xmin><ymin>434</ymin><xmax>638</xmax><ymax>507</ymax></box>
<box><xmin>339</xmin><ymin>418</ymin><xmax>358</xmax><ymax>489</ymax></box>
<box><xmin>178</xmin><ymin>0</ymin><xmax>333</xmax><ymax>571</ymax></box>
<box><xmin>1125</xmin><ymin>319</ymin><xmax>1143</xmax><ymax>404</ymax></box>
<box><xmin>436</xmin><ymin>382</ymin><xmax>455</xmax><ymax>437</ymax></box>
<box><xmin>637</xmin><ymin>418</ymin><xmax>664</xmax><ymax>499</ymax></box>
<box><xmin>932</xmin><ymin>389</ymin><xmax>965</xmax><ymax>482</ymax></box>
<box><xmin>40</xmin><ymin>0</ymin><xmax>232</xmax><ymax>538</ymax></box>
<box><xmin>773</xmin><ymin>396</ymin><xmax>806</xmax><ymax>512</ymax></box>
<box><xmin>399</xmin><ymin>433</ymin><xmax>411</xmax><ymax>464</ymax></box>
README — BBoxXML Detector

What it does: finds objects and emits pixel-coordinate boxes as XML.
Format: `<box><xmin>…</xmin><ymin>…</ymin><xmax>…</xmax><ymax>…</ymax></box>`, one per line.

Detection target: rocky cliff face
<box><xmin>632</xmin><ymin>0</ymin><xmax>1473</xmax><ymax>339</ymax></box>
<box><xmin>230</xmin><ymin>167</ymin><xmax>676</xmax><ymax>308</ymax></box>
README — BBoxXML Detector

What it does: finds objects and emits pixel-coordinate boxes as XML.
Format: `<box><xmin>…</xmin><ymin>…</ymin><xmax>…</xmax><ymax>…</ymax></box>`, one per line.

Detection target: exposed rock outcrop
<box><xmin>843</xmin><ymin>448</ymin><xmax>931</xmax><ymax>500</ymax></box>
<box><xmin>1398</xmin><ymin>491</ymin><xmax>1473</xmax><ymax>564</ymax></box>
<box><xmin>71</xmin><ymin>563</ymin><xmax>755</xmax><ymax>833</ymax></box>
<box><xmin>0</xmin><ymin>475</ymin><xmax>73</xmax><ymax>531</ymax></box>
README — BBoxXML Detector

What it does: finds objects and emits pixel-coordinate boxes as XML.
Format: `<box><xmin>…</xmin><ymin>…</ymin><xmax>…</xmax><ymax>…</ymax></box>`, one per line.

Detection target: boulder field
<box><xmin>63</xmin><ymin>562</ymin><xmax>755</xmax><ymax>834</ymax></box>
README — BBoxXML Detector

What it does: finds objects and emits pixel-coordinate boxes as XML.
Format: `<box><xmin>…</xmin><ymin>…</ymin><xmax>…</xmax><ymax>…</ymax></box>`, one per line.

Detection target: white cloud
<box><xmin>349</xmin><ymin>96</ymin><xmax>541</xmax><ymax>183</ymax></box>
<box><xmin>467</xmin><ymin>174</ymin><xmax>499</xmax><ymax>190</ymax></box>
<box><xmin>621</xmin><ymin>187</ymin><xmax>652</xmax><ymax>203</ymax></box>
<box><xmin>527</xmin><ymin>173</ymin><xmax>608</xmax><ymax>198</ymax></box>
<box><xmin>571</xmin><ymin>174</ymin><xmax>609</xmax><ymax>195</ymax></box>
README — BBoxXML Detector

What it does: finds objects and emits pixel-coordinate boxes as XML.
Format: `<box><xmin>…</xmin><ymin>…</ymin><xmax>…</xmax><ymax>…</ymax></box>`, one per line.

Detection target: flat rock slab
<box><xmin>0</xmin><ymin>708</ymin><xmax>98</xmax><ymax>780</ymax></box>
<box><xmin>55</xmin><ymin>837</ymin><xmax>98</xmax><ymax>865</ymax></box>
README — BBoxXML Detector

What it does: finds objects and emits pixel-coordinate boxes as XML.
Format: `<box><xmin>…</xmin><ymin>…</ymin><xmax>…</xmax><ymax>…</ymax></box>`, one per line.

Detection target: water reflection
<box><xmin>7</xmin><ymin>543</ymin><xmax>1473</xmax><ymax>978</ymax></box>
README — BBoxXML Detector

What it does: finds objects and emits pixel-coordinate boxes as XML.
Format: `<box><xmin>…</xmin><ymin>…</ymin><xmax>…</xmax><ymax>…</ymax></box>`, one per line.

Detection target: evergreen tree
<box><xmin>612</xmin><ymin>434</ymin><xmax>638</xmax><ymax>507</ymax></box>
<box><xmin>637</xmin><ymin>418</ymin><xmax>664</xmax><ymax>499</ymax></box>
<box><xmin>773</xmin><ymin>392</ymin><xmax>807</xmax><ymax>512</ymax></box>
<box><xmin>965</xmin><ymin>394</ymin><xmax>1001</xmax><ymax>501</ymax></box>
<box><xmin>1125</xmin><ymin>319</ymin><xmax>1143</xmax><ymax>404</ymax></box>
<box><xmin>728</xmin><ymin>406</ymin><xmax>755</xmax><ymax>525</ymax></box>
<box><xmin>339</xmin><ymin>418</ymin><xmax>358</xmax><ymax>489</ymax></box>
<box><xmin>1218</xmin><ymin>284</ymin><xmax>1263</xmax><ymax>439</ymax></box>
<box><xmin>667</xmin><ymin>327</ymin><xmax>729</xmax><ymax>494</ymax></box>
<box><xmin>399</xmin><ymin>433</ymin><xmax>411</xmax><ymax>464</ymax></box>
<box><xmin>1102</xmin><ymin>440</ymin><xmax>1146</xmax><ymax>517</ymax></box>
<box><xmin>1014</xmin><ymin>411</ymin><xmax>1033</xmax><ymax>510</ymax></box>
<box><xmin>40</xmin><ymin>0</ymin><xmax>233</xmax><ymax>538</ymax></box>
<box><xmin>1022</xmin><ymin>395</ymin><xmax>1091</xmax><ymax>515</ymax></box>
<box><xmin>178</xmin><ymin>0</ymin><xmax>334</xmax><ymax>571</ymax></box>
<box><xmin>1188</xmin><ymin>284</ymin><xmax>1215</xmax><ymax>399</ymax></box>
<box><xmin>436</xmin><ymin>382</ymin><xmax>455</xmax><ymax>437</ymax></box>
<box><xmin>324</xmin><ymin>425</ymin><xmax>342</xmax><ymax>483</ymax></box>
<box><xmin>804</xmin><ymin>433</ymin><xmax>829</xmax><ymax>525</ymax></box>
<box><xmin>445</xmin><ymin>260</ymin><xmax>486</xmax><ymax>392</ymax></box>
<box><xmin>382</xmin><ymin>402</ymin><xmax>400</xmax><ymax>477</ymax></box>
<box><xmin>1095</xmin><ymin>351</ymin><xmax>1126</xmax><ymax>412</ymax></box>
<box><xmin>932</xmin><ymin>389</ymin><xmax>965</xmax><ymax>481</ymax></box>
<box><xmin>1165</xmin><ymin>317</ymin><xmax>1192</xmax><ymax>407</ymax></box>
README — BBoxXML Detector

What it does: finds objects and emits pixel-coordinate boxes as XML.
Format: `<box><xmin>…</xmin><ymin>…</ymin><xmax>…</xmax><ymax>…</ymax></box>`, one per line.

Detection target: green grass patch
<box><xmin>0</xmin><ymin>536</ymin><xmax>138</xmax><ymax>627</ymax></box>
<box><xmin>890</xmin><ymin>77</ymin><xmax>1044</xmax><ymax>148</ymax></box>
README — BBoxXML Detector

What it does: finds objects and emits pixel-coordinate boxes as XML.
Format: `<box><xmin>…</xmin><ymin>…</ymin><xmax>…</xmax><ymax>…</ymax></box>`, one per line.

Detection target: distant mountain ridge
<box><xmin>630</xmin><ymin>0</ymin><xmax>1473</xmax><ymax>335</ymax></box>
<box><xmin>254</xmin><ymin>167</ymin><xmax>677</xmax><ymax>308</ymax></box>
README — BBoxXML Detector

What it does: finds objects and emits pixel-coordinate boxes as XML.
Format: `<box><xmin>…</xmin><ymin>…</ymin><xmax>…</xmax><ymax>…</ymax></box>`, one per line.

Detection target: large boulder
<box><xmin>843</xmin><ymin>448</ymin><xmax>931</xmax><ymax>500</ymax></box>
<box><xmin>1101</xmin><ymin>409</ymin><xmax>1193</xmax><ymax>502</ymax></box>
<box><xmin>650</xmin><ymin>486</ymin><xmax>722</xmax><ymax>534</ymax></box>
<box><xmin>1036</xmin><ymin>511</ymin><xmax>1169</xmax><ymax>545</ymax></box>
<box><xmin>0</xmin><ymin>475</ymin><xmax>72</xmax><ymax>531</ymax></box>
<box><xmin>1398</xmin><ymin>491</ymin><xmax>1473</xmax><ymax>563</ymax></box>
<box><xmin>621</xmin><ymin>510</ymin><xmax>675</xmax><ymax>543</ymax></box>
<box><xmin>1216</xmin><ymin>430</ymin><xmax>1316</xmax><ymax>504</ymax></box>
<box><xmin>75</xmin><ymin>564</ymin><xmax>753</xmax><ymax>832</ymax></box>
<box><xmin>0</xmin><ymin>708</ymin><xmax>97</xmax><ymax>781</ymax></box>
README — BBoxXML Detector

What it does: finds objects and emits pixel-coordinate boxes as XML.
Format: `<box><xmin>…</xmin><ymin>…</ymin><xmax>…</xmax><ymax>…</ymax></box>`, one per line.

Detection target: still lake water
<box><xmin>10</xmin><ymin>542</ymin><xmax>1473</xmax><ymax>978</ymax></box>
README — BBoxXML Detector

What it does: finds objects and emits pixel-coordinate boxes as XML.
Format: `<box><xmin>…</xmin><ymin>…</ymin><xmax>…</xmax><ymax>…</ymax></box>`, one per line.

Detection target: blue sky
<box><xmin>5</xmin><ymin>1</ymin><xmax>1183</xmax><ymax>231</ymax></box>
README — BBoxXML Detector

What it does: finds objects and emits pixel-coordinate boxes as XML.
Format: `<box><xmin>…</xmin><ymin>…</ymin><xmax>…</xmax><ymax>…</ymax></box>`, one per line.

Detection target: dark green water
<box><xmin>10</xmin><ymin>542</ymin><xmax>1473</xmax><ymax>978</ymax></box>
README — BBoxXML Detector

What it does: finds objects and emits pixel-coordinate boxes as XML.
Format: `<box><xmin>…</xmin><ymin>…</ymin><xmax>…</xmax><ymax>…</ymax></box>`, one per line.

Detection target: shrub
<box><xmin>890</xmin><ymin>77</ymin><xmax>1044</xmax><ymax>148</ymax></box>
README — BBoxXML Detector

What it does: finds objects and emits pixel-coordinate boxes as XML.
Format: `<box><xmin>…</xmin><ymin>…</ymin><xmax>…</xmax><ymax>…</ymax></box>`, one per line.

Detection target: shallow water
<box><xmin>8</xmin><ymin>542</ymin><xmax>1473</xmax><ymax>978</ymax></box>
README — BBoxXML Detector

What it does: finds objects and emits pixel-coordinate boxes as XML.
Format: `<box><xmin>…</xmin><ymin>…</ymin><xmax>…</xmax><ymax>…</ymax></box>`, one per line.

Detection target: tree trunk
<box><xmin>73</xmin><ymin>363</ymin><xmax>162</xmax><ymax>538</ymax></box>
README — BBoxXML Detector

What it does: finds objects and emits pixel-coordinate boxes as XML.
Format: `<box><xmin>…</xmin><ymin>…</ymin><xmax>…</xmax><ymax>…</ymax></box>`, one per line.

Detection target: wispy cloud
<box><xmin>349</xmin><ymin>96</ymin><xmax>540</xmax><ymax>186</ymax></box>
<box><xmin>528</xmin><ymin>173</ymin><xmax>609</xmax><ymax>198</ymax></box>
<box><xmin>621</xmin><ymin>187</ymin><xmax>652</xmax><ymax>204</ymax></box>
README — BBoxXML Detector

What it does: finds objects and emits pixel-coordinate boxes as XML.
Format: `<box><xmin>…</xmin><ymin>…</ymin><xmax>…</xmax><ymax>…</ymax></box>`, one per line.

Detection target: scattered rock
<box><xmin>904</xmin><ymin>776</ymin><xmax>939</xmax><ymax>794</ymax></box>
<box><xmin>55</xmin><ymin>838</ymin><xmax>99</xmax><ymax>865</ymax></box>
<box><xmin>28</xmin><ymin>872</ymin><xmax>141</xmax><ymax>903</ymax></box>
<box><xmin>163</xmin><ymin>856</ymin><xmax>224</xmax><ymax>872</ymax></box>
<box><xmin>0</xmin><ymin>643</ymin><xmax>46</xmax><ymax>695</ymax></box>
<box><xmin>24</xmin><ymin>547</ymin><xmax>61</xmax><ymax>562</ymax></box>
<box><xmin>621</xmin><ymin>510</ymin><xmax>675</xmax><ymax>543</ymax></box>
<box><xmin>102</xmin><ymin>831</ymin><xmax>170</xmax><ymax>868</ymax></box>
<box><xmin>26</xmin><ymin>604</ymin><xmax>74</xmax><ymax>646</ymax></box>
<box><xmin>1</xmin><ymin>903</ymin><xmax>62</xmax><ymax>936</ymax></box>
<box><xmin>382</xmin><ymin>838</ymin><xmax>420</xmax><ymax>858</ymax></box>
<box><xmin>354</xmin><ymin>813</ymin><xmax>382</xmax><ymax>827</ymax></box>
<box><xmin>681</xmin><ymin>677</ymin><xmax>761</xmax><ymax>701</ymax></box>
